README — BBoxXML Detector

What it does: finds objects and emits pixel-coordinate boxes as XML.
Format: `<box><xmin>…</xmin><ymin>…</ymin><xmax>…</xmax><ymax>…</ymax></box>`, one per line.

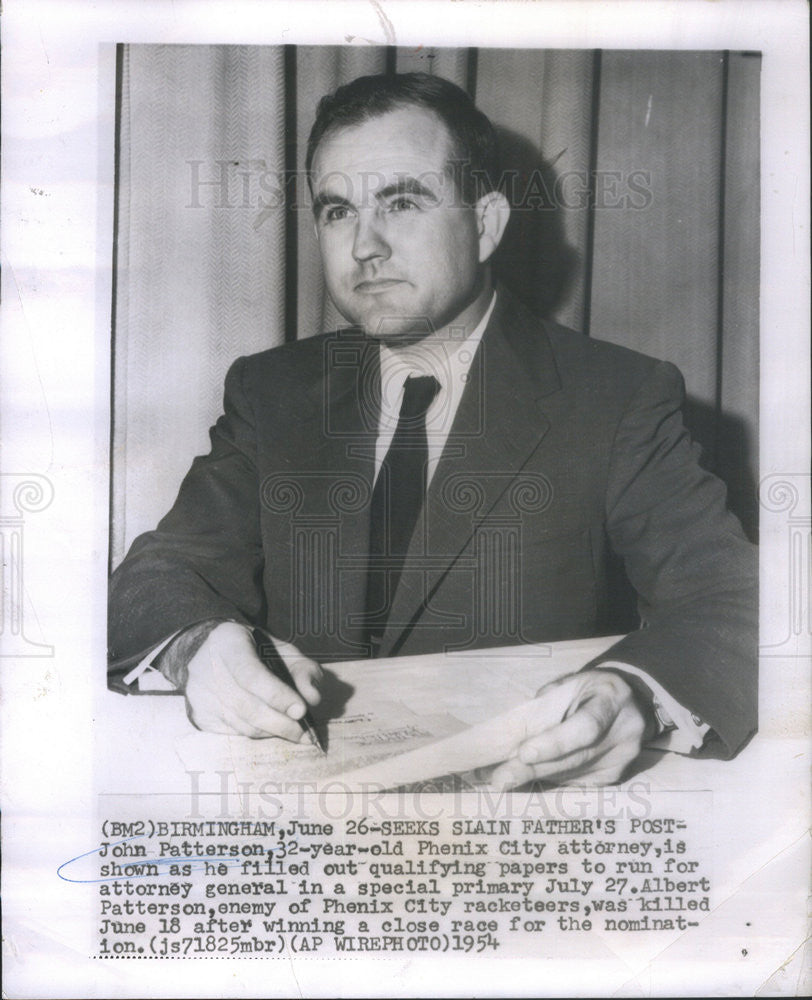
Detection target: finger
<box><xmin>536</xmin><ymin>738</ymin><xmax>645</xmax><ymax>787</ymax></box>
<box><xmin>492</xmin><ymin>738</ymin><xmax>640</xmax><ymax>791</ymax></box>
<box><xmin>493</xmin><ymin>744</ymin><xmax>600</xmax><ymax>790</ymax></box>
<box><xmin>273</xmin><ymin>639</ymin><xmax>324</xmax><ymax>705</ymax></box>
<box><xmin>228</xmin><ymin>650</ymin><xmax>311</xmax><ymax>721</ymax></box>
<box><xmin>516</xmin><ymin>739</ymin><xmax>629</xmax><ymax>783</ymax></box>
<box><xmin>490</xmin><ymin>758</ymin><xmax>538</xmax><ymax>791</ymax></box>
<box><xmin>517</xmin><ymin>692</ymin><xmax>616</xmax><ymax>765</ymax></box>
<box><xmin>225</xmin><ymin>689</ymin><xmax>312</xmax><ymax>742</ymax></box>
<box><xmin>557</xmin><ymin>758</ymin><xmax>636</xmax><ymax>787</ymax></box>
<box><xmin>187</xmin><ymin>689</ymin><xmax>307</xmax><ymax>742</ymax></box>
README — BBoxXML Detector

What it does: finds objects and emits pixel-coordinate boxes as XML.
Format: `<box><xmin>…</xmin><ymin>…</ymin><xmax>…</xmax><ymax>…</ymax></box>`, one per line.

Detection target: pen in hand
<box><xmin>251</xmin><ymin>628</ymin><xmax>327</xmax><ymax>754</ymax></box>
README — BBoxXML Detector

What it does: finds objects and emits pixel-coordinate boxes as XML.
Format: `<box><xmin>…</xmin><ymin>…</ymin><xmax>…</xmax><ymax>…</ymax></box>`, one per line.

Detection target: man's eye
<box><xmin>324</xmin><ymin>205</ymin><xmax>352</xmax><ymax>223</ymax></box>
<box><xmin>387</xmin><ymin>197</ymin><xmax>418</xmax><ymax>213</ymax></box>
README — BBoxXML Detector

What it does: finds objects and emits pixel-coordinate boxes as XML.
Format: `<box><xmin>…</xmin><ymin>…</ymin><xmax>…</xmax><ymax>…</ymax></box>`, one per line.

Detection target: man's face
<box><xmin>310</xmin><ymin>106</ymin><xmax>485</xmax><ymax>341</ymax></box>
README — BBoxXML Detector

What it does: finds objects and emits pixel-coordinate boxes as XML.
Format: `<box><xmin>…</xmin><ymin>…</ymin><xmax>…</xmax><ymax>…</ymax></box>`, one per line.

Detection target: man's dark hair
<box><xmin>305</xmin><ymin>72</ymin><xmax>500</xmax><ymax>204</ymax></box>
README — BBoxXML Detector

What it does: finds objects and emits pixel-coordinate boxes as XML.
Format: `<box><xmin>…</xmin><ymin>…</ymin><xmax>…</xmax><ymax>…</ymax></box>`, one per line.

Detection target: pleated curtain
<box><xmin>111</xmin><ymin>44</ymin><xmax>760</xmax><ymax>567</ymax></box>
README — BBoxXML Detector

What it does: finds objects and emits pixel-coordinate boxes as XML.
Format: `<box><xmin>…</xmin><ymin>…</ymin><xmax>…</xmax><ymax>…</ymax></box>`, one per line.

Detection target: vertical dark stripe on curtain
<box><xmin>385</xmin><ymin>46</ymin><xmax>398</xmax><ymax>76</ymax></box>
<box><xmin>465</xmin><ymin>48</ymin><xmax>478</xmax><ymax>97</ymax></box>
<box><xmin>109</xmin><ymin>43</ymin><xmax>125</xmax><ymax>575</ymax></box>
<box><xmin>712</xmin><ymin>50</ymin><xmax>730</xmax><ymax>473</ymax></box>
<box><xmin>284</xmin><ymin>45</ymin><xmax>299</xmax><ymax>343</ymax></box>
<box><xmin>718</xmin><ymin>50</ymin><xmax>760</xmax><ymax>541</ymax></box>
<box><xmin>581</xmin><ymin>48</ymin><xmax>602</xmax><ymax>339</ymax></box>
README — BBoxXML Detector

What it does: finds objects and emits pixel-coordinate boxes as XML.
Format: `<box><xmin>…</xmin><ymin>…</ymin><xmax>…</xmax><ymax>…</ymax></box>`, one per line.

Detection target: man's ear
<box><xmin>475</xmin><ymin>191</ymin><xmax>511</xmax><ymax>263</ymax></box>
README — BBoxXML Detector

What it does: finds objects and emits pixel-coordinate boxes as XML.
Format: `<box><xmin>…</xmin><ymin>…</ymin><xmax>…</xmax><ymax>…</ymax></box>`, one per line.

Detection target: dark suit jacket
<box><xmin>109</xmin><ymin>290</ymin><xmax>757</xmax><ymax>757</ymax></box>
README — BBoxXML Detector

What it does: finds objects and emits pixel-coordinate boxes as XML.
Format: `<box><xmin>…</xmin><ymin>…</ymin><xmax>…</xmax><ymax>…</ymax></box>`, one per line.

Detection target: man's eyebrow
<box><xmin>377</xmin><ymin>177</ymin><xmax>439</xmax><ymax>203</ymax></box>
<box><xmin>312</xmin><ymin>177</ymin><xmax>440</xmax><ymax>217</ymax></box>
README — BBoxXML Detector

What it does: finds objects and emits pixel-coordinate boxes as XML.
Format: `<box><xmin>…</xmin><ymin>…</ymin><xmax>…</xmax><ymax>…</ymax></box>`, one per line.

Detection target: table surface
<box><xmin>96</xmin><ymin>634</ymin><xmax>805</xmax><ymax>801</ymax></box>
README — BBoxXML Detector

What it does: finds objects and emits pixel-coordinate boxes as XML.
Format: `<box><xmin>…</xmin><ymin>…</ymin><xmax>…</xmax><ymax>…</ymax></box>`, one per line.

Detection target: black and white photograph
<box><xmin>2</xmin><ymin>1</ymin><xmax>809</xmax><ymax>997</ymax></box>
<box><xmin>108</xmin><ymin>42</ymin><xmax>760</xmax><ymax>787</ymax></box>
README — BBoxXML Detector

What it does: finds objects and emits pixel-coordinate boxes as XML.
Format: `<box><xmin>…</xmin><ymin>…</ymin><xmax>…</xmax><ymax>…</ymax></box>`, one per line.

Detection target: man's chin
<box><xmin>366</xmin><ymin>323</ymin><xmax>437</xmax><ymax>345</ymax></box>
<box><xmin>352</xmin><ymin>310</ymin><xmax>437</xmax><ymax>343</ymax></box>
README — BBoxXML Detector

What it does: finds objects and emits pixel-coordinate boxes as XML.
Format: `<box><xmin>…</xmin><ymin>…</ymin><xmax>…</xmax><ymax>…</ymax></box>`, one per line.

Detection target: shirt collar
<box><xmin>378</xmin><ymin>291</ymin><xmax>497</xmax><ymax>400</ymax></box>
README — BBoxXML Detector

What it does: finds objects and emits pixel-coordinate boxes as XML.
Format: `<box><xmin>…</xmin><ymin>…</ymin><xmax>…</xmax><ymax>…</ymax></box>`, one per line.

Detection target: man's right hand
<box><xmin>182</xmin><ymin>622</ymin><xmax>324</xmax><ymax>741</ymax></box>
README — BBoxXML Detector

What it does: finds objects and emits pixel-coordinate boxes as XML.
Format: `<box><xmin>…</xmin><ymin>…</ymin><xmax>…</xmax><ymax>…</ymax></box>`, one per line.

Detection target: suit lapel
<box><xmin>267</xmin><ymin>330</ymin><xmax>378</xmax><ymax>658</ymax></box>
<box><xmin>378</xmin><ymin>292</ymin><xmax>562</xmax><ymax>657</ymax></box>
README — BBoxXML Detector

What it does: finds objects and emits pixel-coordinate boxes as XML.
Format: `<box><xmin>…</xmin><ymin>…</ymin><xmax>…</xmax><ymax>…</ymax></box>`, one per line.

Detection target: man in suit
<box><xmin>109</xmin><ymin>72</ymin><xmax>757</xmax><ymax>788</ymax></box>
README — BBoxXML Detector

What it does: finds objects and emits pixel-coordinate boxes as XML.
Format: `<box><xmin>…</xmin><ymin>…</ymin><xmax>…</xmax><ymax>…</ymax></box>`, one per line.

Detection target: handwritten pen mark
<box><xmin>369</xmin><ymin>0</ymin><xmax>396</xmax><ymax>45</ymax></box>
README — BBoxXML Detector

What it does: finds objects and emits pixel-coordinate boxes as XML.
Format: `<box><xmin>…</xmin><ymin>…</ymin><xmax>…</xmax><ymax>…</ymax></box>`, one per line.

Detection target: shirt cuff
<box><xmin>596</xmin><ymin>660</ymin><xmax>711</xmax><ymax>754</ymax></box>
<box><xmin>121</xmin><ymin>618</ymin><xmax>241</xmax><ymax>690</ymax></box>
<box><xmin>122</xmin><ymin>631</ymin><xmax>182</xmax><ymax>688</ymax></box>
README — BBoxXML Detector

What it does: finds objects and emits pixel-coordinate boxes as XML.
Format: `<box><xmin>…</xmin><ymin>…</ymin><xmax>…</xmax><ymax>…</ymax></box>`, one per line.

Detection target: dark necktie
<box><xmin>365</xmin><ymin>374</ymin><xmax>440</xmax><ymax>652</ymax></box>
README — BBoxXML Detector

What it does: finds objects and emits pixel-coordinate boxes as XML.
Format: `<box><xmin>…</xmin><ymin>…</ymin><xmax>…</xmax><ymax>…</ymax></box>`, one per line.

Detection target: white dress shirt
<box><xmin>374</xmin><ymin>292</ymin><xmax>496</xmax><ymax>486</ymax></box>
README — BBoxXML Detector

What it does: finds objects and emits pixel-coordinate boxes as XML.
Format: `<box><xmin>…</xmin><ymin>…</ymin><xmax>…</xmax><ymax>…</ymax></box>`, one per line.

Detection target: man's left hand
<box><xmin>490</xmin><ymin>670</ymin><xmax>654</xmax><ymax>790</ymax></box>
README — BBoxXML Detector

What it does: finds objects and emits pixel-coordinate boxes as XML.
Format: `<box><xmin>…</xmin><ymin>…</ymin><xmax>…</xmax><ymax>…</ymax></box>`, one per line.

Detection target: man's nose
<box><xmin>352</xmin><ymin>210</ymin><xmax>391</xmax><ymax>263</ymax></box>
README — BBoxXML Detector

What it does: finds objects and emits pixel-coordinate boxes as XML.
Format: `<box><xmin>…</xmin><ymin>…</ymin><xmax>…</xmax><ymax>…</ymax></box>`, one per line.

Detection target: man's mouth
<box><xmin>354</xmin><ymin>278</ymin><xmax>407</xmax><ymax>293</ymax></box>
